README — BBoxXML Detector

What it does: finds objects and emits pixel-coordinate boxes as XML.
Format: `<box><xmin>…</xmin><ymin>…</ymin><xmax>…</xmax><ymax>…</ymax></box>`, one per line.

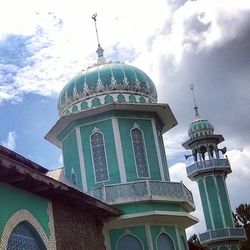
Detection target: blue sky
<box><xmin>0</xmin><ymin>0</ymin><xmax>250</xmax><ymax>236</ymax></box>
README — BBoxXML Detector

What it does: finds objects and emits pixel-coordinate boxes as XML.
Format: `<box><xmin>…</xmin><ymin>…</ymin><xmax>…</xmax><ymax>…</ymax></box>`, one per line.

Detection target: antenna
<box><xmin>190</xmin><ymin>84</ymin><xmax>199</xmax><ymax>118</ymax></box>
<box><xmin>92</xmin><ymin>13</ymin><xmax>100</xmax><ymax>45</ymax></box>
<box><xmin>91</xmin><ymin>13</ymin><xmax>105</xmax><ymax>64</ymax></box>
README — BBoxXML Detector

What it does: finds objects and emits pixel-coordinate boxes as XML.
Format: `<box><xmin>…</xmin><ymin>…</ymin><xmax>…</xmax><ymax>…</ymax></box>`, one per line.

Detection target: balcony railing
<box><xmin>90</xmin><ymin>180</ymin><xmax>195</xmax><ymax>210</ymax></box>
<box><xmin>200</xmin><ymin>227</ymin><xmax>246</xmax><ymax>243</ymax></box>
<box><xmin>186</xmin><ymin>158</ymin><xmax>231</xmax><ymax>177</ymax></box>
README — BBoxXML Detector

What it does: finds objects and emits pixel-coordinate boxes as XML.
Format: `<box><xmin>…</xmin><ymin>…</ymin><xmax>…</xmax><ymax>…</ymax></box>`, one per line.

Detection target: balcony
<box><xmin>90</xmin><ymin>180</ymin><xmax>195</xmax><ymax>212</ymax></box>
<box><xmin>200</xmin><ymin>227</ymin><xmax>246</xmax><ymax>244</ymax></box>
<box><xmin>186</xmin><ymin>158</ymin><xmax>231</xmax><ymax>180</ymax></box>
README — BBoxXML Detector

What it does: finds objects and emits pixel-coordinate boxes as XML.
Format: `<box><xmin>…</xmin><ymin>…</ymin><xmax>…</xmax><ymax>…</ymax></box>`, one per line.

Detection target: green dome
<box><xmin>188</xmin><ymin>118</ymin><xmax>214</xmax><ymax>138</ymax></box>
<box><xmin>58</xmin><ymin>62</ymin><xmax>157</xmax><ymax>116</ymax></box>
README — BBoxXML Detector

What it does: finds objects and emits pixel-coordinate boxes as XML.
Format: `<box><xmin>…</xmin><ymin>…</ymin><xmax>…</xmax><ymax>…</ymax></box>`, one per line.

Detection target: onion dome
<box><xmin>58</xmin><ymin>62</ymin><xmax>158</xmax><ymax>116</ymax></box>
<box><xmin>188</xmin><ymin>118</ymin><xmax>214</xmax><ymax>138</ymax></box>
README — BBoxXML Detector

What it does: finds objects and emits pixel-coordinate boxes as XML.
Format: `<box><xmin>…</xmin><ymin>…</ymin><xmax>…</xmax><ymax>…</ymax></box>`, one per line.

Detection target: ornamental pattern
<box><xmin>131</xmin><ymin>127</ymin><xmax>149</xmax><ymax>178</ymax></box>
<box><xmin>58</xmin><ymin>63</ymin><xmax>158</xmax><ymax>116</ymax></box>
<box><xmin>61</xmin><ymin>93</ymin><xmax>151</xmax><ymax>116</ymax></box>
<box><xmin>188</xmin><ymin>119</ymin><xmax>214</xmax><ymax>138</ymax></box>
<box><xmin>90</xmin><ymin>129</ymin><xmax>109</xmax><ymax>182</ymax></box>
<box><xmin>90</xmin><ymin>180</ymin><xmax>195</xmax><ymax>207</ymax></box>
<box><xmin>7</xmin><ymin>222</ymin><xmax>45</xmax><ymax>250</ymax></box>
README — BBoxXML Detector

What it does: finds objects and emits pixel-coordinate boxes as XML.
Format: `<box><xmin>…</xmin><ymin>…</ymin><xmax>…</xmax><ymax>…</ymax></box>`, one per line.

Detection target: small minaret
<box><xmin>91</xmin><ymin>13</ymin><xmax>105</xmax><ymax>65</ymax></box>
<box><xmin>182</xmin><ymin>85</ymin><xmax>246</xmax><ymax>249</ymax></box>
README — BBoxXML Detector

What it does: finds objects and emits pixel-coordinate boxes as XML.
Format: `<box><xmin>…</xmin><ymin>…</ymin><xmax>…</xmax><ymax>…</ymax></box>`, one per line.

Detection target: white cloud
<box><xmin>2</xmin><ymin>131</ymin><xmax>17</xmax><ymax>150</ymax></box>
<box><xmin>169</xmin><ymin>146</ymin><xmax>250</xmax><ymax>238</ymax></box>
<box><xmin>0</xmin><ymin>0</ymin><xmax>250</xmax><ymax>105</ymax></box>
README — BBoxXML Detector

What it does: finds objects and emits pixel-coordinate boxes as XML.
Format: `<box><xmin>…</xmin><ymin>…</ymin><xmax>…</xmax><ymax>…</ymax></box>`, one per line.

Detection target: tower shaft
<box><xmin>183</xmin><ymin>119</ymin><xmax>246</xmax><ymax>249</ymax></box>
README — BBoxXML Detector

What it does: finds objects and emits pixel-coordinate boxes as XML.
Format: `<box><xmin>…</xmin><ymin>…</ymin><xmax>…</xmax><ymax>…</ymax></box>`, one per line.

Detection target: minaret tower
<box><xmin>182</xmin><ymin>86</ymin><xmax>246</xmax><ymax>250</ymax></box>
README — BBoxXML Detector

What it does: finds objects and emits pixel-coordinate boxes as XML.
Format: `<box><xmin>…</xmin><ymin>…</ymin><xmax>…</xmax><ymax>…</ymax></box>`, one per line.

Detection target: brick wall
<box><xmin>52</xmin><ymin>202</ymin><xmax>106</xmax><ymax>250</ymax></box>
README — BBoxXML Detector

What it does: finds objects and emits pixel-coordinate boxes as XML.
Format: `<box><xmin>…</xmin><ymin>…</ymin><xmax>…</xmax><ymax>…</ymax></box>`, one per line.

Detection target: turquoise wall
<box><xmin>110</xmin><ymin>226</ymin><xmax>148</xmax><ymax>250</ymax></box>
<box><xmin>60</xmin><ymin>111</ymin><xmax>170</xmax><ymax>189</ymax></box>
<box><xmin>118</xmin><ymin>118</ymin><xmax>161</xmax><ymax>181</ymax></box>
<box><xmin>157</xmin><ymin>126</ymin><xmax>170</xmax><ymax>180</ymax></box>
<box><xmin>116</xmin><ymin>202</ymin><xmax>185</xmax><ymax>214</ymax></box>
<box><xmin>62</xmin><ymin>129</ymin><xmax>83</xmax><ymax>189</ymax></box>
<box><xmin>198</xmin><ymin>178</ymin><xmax>213</xmax><ymax>229</ymax></box>
<box><xmin>80</xmin><ymin>119</ymin><xmax>120</xmax><ymax>189</ymax></box>
<box><xmin>0</xmin><ymin>182</ymin><xmax>50</xmax><ymax>237</ymax></box>
<box><xmin>205</xmin><ymin>176</ymin><xmax>224</xmax><ymax>229</ymax></box>
<box><xmin>216</xmin><ymin>175</ymin><xmax>234</xmax><ymax>227</ymax></box>
<box><xmin>150</xmin><ymin>225</ymin><xmax>178</xmax><ymax>249</ymax></box>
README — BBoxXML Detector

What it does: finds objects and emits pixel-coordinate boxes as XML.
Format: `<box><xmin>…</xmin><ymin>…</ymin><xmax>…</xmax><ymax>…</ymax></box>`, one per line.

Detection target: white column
<box><xmin>76</xmin><ymin>127</ymin><xmax>88</xmax><ymax>192</ymax></box>
<box><xmin>145</xmin><ymin>224</ymin><xmax>154</xmax><ymax>250</ymax></box>
<box><xmin>175</xmin><ymin>227</ymin><xmax>181</xmax><ymax>250</ymax></box>
<box><xmin>151</xmin><ymin>119</ymin><xmax>165</xmax><ymax>180</ymax></box>
<box><xmin>111</xmin><ymin>117</ymin><xmax>127</xmax><ymax>183</ymax></box>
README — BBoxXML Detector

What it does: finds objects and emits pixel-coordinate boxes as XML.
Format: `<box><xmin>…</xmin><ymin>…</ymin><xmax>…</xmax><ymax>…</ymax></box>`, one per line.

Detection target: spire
<box><xmin>91</xmin><ymin>13</ymin><xmax>105</xmax><ymax>64</ymax></box>
<box><xmin>190</xmin><ymin>84</ymin><xmax>200</xmax><ymax>118</ymax></box>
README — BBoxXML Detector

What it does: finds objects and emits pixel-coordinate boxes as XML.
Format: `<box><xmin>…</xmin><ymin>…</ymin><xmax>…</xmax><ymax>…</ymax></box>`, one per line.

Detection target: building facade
<box><xmin>45</xmin><ymin>45</ymin><xmax>198</xmax><ymax>249</ymax></box>
<box><xmin>0</xmin><ymin>145</ymin><xmax>119</xmax><ymax>250</ymax></box>
<box><xmin>0</xmin><ymin>38</ymin><xmax>246</xmax><ymax>249</ymax></box>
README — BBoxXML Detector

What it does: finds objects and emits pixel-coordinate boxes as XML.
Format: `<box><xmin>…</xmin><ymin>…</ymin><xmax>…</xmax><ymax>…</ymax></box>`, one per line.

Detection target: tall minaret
<box><xmin>182</xmin><ymin>86</ymin><xmax>246</xmax><ymax>250</ymax></box>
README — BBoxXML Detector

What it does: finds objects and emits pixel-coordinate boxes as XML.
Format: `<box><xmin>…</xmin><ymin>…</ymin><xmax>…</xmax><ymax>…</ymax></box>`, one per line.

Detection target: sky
<box><xmin>0</xmin><ymin>0</ymin><xmax>250</xmax><ymax>237</ymax></box>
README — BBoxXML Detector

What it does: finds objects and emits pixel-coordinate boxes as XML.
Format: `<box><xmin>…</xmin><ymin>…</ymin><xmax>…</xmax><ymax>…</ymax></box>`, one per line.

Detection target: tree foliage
<box><xmin>188</xmin><ymin>234</ymin><xmax>201</xmax><ymax>245</ymax></box>
<box><xmin>233</xmin><ymin>203</ymin><xmax>250</xmax><ymax>250</ymax></box>
<box><xmin>188</xmin><ymin>234</ymin><xmax>207</xmax><ymax>249</ymax></box>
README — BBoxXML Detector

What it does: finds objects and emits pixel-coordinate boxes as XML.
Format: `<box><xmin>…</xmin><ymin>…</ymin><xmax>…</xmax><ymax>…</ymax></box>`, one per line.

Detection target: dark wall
<box><xmin>53</xmin><ymin>202</ymin><xmax>106</xmax><ymax>250</ymax></box>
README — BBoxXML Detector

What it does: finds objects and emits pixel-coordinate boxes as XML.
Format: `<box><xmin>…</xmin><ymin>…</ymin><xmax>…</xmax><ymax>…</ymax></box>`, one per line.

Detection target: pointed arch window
<box><xmin>131</xmin><ymin>124</ymin><xmax>149</xmax><ymax>178</ymax></box>
<box><xmin>157</xmin><ymin>233</ymin><xmax>175</xmax><ymax>250</ymax></box>
<box><xmin>116</xmin><ymin>234</ymin><xmax>143</xmax><ymax>250</ymax></box>
<box><xmin>90</xmin><ymin>128</ymin><xmax>109</xmax><ymax>182</ymax></box>
<box><xmin>7</xmin><ymin>222</ymin><xmax>46</xmax><ymax>250</ymax></box>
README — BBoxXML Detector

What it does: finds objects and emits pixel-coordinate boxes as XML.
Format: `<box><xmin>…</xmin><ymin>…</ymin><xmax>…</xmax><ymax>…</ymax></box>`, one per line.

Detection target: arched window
<box><xmin>131</xmin><ymin>126</ymin><xmax>149</xmax><ymax>178</ymax></box>
<box><xmin>7</xmin><ymin>221</ymin><xmax>46</xmax><ymax>250</ymax></box>
<box><xmin>219</xmin><ymin>247</ymin><xmax>229</xmax><ymax>250</ymax></box>
<box><xmin>157</xmin><ymin>233</ymin><xmax>175</xmax><ymax>250</ymax></box>
<box><xmin>116</xmin><ymin>234</ymin><xmax>143</xmax><ymax>250</ymax></box>
<box><xmin>90</xmin><ymin>128</ymin><xmax>109</xmax><ymax>182</ymax></box>
<box><xmin>71</xmin><ymin>171</ymin><xmax>77</xmax><ymax>185</ymax></box>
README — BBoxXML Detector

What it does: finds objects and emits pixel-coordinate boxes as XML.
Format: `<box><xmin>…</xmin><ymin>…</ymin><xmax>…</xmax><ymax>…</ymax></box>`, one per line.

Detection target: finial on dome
<box><xmin>190</xmin><ymin>84</ymin><xmax>200</xmax><ymax>118</ymax></box>
<box><xmin>91</xmin><ymin>13</ymin><xmax>105</xmax><ymax>64</ymax></box>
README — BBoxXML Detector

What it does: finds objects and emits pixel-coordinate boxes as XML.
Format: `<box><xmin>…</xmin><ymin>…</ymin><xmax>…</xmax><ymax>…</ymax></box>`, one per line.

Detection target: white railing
<box><xmin>186</xmin><ymin>158</ymin><xmax>230</xmax><ymax>176</ymax></box>
<box><xmin>200</xmin><ymin>227</ymin><xmax>246</xmax><ymax>242</ymax></box>
<box><xmin>90</xmin><ymin>180</ymin><xmax>194</xmax><ymax>209</ymax></box>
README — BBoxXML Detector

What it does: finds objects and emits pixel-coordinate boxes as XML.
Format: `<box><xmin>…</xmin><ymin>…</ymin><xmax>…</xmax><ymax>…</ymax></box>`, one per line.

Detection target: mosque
<box><xmin>0</xmin><ymin>17</ymin><xmax>246</xmax><ymax>250</ymax></box>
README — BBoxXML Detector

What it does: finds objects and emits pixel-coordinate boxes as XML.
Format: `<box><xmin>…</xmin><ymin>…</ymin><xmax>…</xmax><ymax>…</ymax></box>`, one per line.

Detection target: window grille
<box><xmin>7</xmin><ymin>222</ymin><xmax>45</xmax><ymax>250</ymax></box>
<box><xmin>157</xmin><ymin>233</ymin><xmax>175</xmax><ymax>250</ymax></box>
<box><xmin>131</xmin><ymin>127</ymin><xmax>149</xmax><ymax>178</ymax></box>
<box><xmin>116</xmin><ymin>234</ymin><xmax>143</xmax><ymax>250</ymax></box>
<box><xmin>91</xmin><ymin>129</ymin><xmax>109</xmax><ymax>182</ymax></box>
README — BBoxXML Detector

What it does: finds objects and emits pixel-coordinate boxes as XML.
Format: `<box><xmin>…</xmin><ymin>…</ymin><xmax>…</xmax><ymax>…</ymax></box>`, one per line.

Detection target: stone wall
<box><xmin>52</xmin><ymin>202</ymin><xmax>106</xmax><ymax>250</ymax></box>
